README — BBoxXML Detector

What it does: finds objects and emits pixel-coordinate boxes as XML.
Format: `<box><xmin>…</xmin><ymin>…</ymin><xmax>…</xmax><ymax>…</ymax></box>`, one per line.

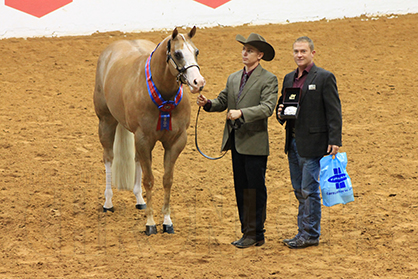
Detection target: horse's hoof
<box><xmin>163</xmin><ymin>224</ymin><xmax>175</xmax><ymax>234</ymax></box>
<box><xmin>103</xmin><ymin>207</ymin><xmax>114</xmax><ymax>213</ymax></box>
<box><xmin>136</xmin><ymin>204</ymin><xmax>146</xmax><ymax>210</ymax></box>
<box><xmin>145</xmin><ymin>225</ymin><xmax>157</xmax><ymax>236</ymax></box>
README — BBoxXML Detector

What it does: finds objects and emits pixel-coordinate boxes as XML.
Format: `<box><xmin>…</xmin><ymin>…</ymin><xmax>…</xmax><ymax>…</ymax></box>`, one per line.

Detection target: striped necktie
<box><xmin>237</xmin><ymin>72</ymin><xmax>248</xmax><ymax>103</ymax></box>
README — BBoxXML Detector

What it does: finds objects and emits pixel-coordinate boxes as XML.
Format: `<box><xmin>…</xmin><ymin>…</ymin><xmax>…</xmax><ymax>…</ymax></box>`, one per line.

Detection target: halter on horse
<box><xmin>94</xmin><ymin>27</ymin><xmax>205</xmax><ymax>235</ymax></box>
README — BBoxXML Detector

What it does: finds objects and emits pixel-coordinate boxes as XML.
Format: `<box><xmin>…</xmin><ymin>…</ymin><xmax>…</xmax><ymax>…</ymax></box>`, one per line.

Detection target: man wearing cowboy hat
<box><xmin>197</xmin><ymin>33</ymin><xmax>278</xmax><ymax>248</ymax></box>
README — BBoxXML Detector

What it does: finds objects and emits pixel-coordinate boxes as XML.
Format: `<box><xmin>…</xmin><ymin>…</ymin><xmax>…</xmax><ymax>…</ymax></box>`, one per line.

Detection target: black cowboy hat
<box><xmin>236</xmin><ymin>33</ymin><xmax>275</xmax><ymax>61</ymax></box>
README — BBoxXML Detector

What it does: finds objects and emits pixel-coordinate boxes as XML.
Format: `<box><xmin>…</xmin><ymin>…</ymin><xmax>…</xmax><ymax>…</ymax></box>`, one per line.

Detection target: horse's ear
<box><xmin>172</xmin><ymin>28</ymin><xmax>178</xmax><ymax>40</ymax></box>
<box><xmin>188</xmin><ymin>26</ymin><xmax>197</xmax><ymax>38</ymax></box>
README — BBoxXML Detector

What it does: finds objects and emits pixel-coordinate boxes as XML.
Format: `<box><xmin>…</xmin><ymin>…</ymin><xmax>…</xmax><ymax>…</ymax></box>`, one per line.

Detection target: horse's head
<box><xmin>166</xmin><ymin>26</ymin><xmax>206</xmax><ymax>93</ymax></box>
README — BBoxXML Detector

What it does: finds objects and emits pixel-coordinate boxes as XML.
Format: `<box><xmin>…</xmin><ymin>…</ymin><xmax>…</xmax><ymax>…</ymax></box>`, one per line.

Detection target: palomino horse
<box><xmin>93</xmin><ymin>27</ymin><xmax>205</xmax><ymax>235</ymax></box>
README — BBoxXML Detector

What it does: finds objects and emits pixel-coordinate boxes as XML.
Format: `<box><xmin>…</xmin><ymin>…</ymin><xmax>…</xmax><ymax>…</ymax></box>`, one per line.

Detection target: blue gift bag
<box><xmin>319</xmin><ymin>152</ymin><xmax>354</xmax><ymax>207</ymax></box>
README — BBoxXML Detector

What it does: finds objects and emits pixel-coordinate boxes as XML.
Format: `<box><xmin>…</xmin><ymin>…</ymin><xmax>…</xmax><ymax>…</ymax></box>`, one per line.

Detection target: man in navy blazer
<box><xmin>276</xmin><ymin>36</ymin><xmax>342</xmax><ymax>249</ymax></box>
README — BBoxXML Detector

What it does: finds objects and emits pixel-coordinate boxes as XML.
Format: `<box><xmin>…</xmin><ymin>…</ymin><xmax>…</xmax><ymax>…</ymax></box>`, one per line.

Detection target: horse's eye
<box><xmin>174</xmin><ymin>51</ymin><xmax>183</xmax><ymax>60</ymax></box>
<box><xmin>195</xmin><ymin>49</ymin><xmax>200</xmax><ymax>56</ymax></box>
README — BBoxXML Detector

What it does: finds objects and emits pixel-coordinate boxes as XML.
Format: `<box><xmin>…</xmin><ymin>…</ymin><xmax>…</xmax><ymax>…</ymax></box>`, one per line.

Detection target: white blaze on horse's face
<box><xmin>170</xmin><ymin>33</ymin><xmax>206</xmax><ymax>93</ymax></box>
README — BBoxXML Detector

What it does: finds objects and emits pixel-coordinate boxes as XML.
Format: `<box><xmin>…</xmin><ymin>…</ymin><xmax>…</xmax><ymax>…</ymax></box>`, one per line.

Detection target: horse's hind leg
<box><xmin>97</xmin><ymin>114</ymin><xmax>118</xmax><ymax>212</ymax></box>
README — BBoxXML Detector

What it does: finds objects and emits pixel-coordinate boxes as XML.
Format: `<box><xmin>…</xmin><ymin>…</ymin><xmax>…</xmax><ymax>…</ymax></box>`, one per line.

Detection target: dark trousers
<box><xmin>231</xmin><ymin>134</ymin><xmax>267</xmax><ymax>241</ymax></box>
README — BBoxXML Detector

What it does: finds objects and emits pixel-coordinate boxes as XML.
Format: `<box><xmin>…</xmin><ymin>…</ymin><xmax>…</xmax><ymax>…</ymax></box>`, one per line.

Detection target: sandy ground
<box><xmin>1</xmin><ymin>13</ymin><xmax>418</xmax><ymax>279</ymax></box>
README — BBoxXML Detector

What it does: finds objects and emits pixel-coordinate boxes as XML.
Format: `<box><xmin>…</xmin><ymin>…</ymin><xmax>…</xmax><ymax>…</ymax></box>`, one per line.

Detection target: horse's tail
<box><xmin>112</xmin><ymin>124</ymin><xmax>136</xmax><ymax>191</ymax></box>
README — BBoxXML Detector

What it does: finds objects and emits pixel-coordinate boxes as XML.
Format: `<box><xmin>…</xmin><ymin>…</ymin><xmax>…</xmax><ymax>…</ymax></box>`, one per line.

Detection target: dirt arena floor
<box><xmin>1</xmin><ymin>13</ymin><xmax>418</xmax><ymax>278</ymax></box>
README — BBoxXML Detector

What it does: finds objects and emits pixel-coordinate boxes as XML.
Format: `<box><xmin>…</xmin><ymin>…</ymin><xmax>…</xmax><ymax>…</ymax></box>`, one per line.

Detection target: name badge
<box><xmin>308</xmin><ymin>84</ymin><xmax>316</xmax><ymax>90</ymax></box>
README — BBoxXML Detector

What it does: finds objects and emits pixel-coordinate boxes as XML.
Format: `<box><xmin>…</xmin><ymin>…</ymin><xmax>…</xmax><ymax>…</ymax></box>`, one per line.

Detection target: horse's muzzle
<box><xmin>188</xmin><ymin>75</ymin><xmax>205</xmax><ymax>93</ymax></box>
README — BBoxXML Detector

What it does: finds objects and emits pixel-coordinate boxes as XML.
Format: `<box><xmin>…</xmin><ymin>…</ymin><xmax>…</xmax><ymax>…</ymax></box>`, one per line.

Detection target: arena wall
<box><xmin>1</xmin><ymin>0</ymin><xmax>417</xmax><ymax>39</ymax></box>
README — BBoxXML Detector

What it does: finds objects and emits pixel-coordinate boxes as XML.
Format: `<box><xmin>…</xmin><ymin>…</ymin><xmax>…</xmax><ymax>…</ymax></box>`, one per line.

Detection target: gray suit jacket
<box><xmin>276</xmin><ymin>64</ymin><xmax>342</xmax><ymax>157</ymax></box>
<box><xmin>209</xmin><ymin>64</ymin><xmax>278</xmax><ymax>156</ymax></box>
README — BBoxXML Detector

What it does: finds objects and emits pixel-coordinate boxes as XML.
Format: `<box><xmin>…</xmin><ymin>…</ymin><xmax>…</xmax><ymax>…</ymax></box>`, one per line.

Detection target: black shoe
<box><xmin>231</xmin><ymin>237</ymin><xmax>245</xmax><ymax>246</ymax></box>
<box><xmin>285</xmin><ymin>238</ymin><xmax>319</xmax><ymax>249</ymax></box>
<box><xmin>282</xmin><ymin>236</ymin><xmax>298</xmax><ymax>245</ymax></box>
<box><xmin>235</xmin><ymin>238</ymin><xmax>265</xmax><ymax>249</ymax></box>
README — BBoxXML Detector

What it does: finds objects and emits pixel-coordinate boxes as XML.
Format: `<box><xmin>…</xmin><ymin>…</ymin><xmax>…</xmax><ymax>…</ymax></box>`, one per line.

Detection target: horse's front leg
<box><xmin>133</xmin><ymin>161</ymin><xmax>146</xmax><ymax>210</ymax></box>
<box><xmin>161</xmin><ymin>132</ymin><xmax>187</xmax><ymax>234</ymax></box>
<box><xmin>135</xmin><ymin>134</ymin><xmax>157</xmax><ymax>235</ymax></box>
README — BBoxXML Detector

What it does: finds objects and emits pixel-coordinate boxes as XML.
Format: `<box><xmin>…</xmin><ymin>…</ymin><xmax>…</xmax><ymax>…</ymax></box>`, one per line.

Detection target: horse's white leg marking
<box><xmin>104</xmin><ymin>161</ymin><xmax>113</xmax><ymax>209</ymax></box>
<box><xmin>133</xmin><ymin>161</ymin><xmax>146</xmax><ymax>206</ymax></box>
<box><xmin>162</xmin><ymin>175</ymin><xmax>173</xmax><ymax>226</ymax></box>
<box><xmin>145</xmin><ymin>189</ymin><xmax>156</xmax><ymax>227</ymax></box>
<box><xmin>163</xmin><ymin>215</ymin><xmax>172</xmax><ymax>226</ymax></box>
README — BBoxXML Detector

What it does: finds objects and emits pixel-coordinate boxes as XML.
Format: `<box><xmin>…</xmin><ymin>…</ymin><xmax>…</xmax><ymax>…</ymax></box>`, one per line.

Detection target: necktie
<box><xmin>237</xmin><ymin>72</ymin><xmax>248</xmax><ymax>103</ymax></box>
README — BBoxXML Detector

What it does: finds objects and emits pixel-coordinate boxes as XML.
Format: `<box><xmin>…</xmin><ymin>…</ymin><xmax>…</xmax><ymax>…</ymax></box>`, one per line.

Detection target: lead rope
<box><xmin>195</xmin><ymin>106</ymin><xmax>228</xmax><ymax>160</ymax></box>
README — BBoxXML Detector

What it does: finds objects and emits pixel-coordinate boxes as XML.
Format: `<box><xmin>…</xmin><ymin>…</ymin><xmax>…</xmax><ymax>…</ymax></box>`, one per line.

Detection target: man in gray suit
<box><xmin>197</xmin><ymin>33</ymin><xmax>278</xmax><ymax>248</ymax></box>
<box><xmin>276</xmin><ymin>36</ymin><xmax>342</xmax><ymax>249</ymax></box>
